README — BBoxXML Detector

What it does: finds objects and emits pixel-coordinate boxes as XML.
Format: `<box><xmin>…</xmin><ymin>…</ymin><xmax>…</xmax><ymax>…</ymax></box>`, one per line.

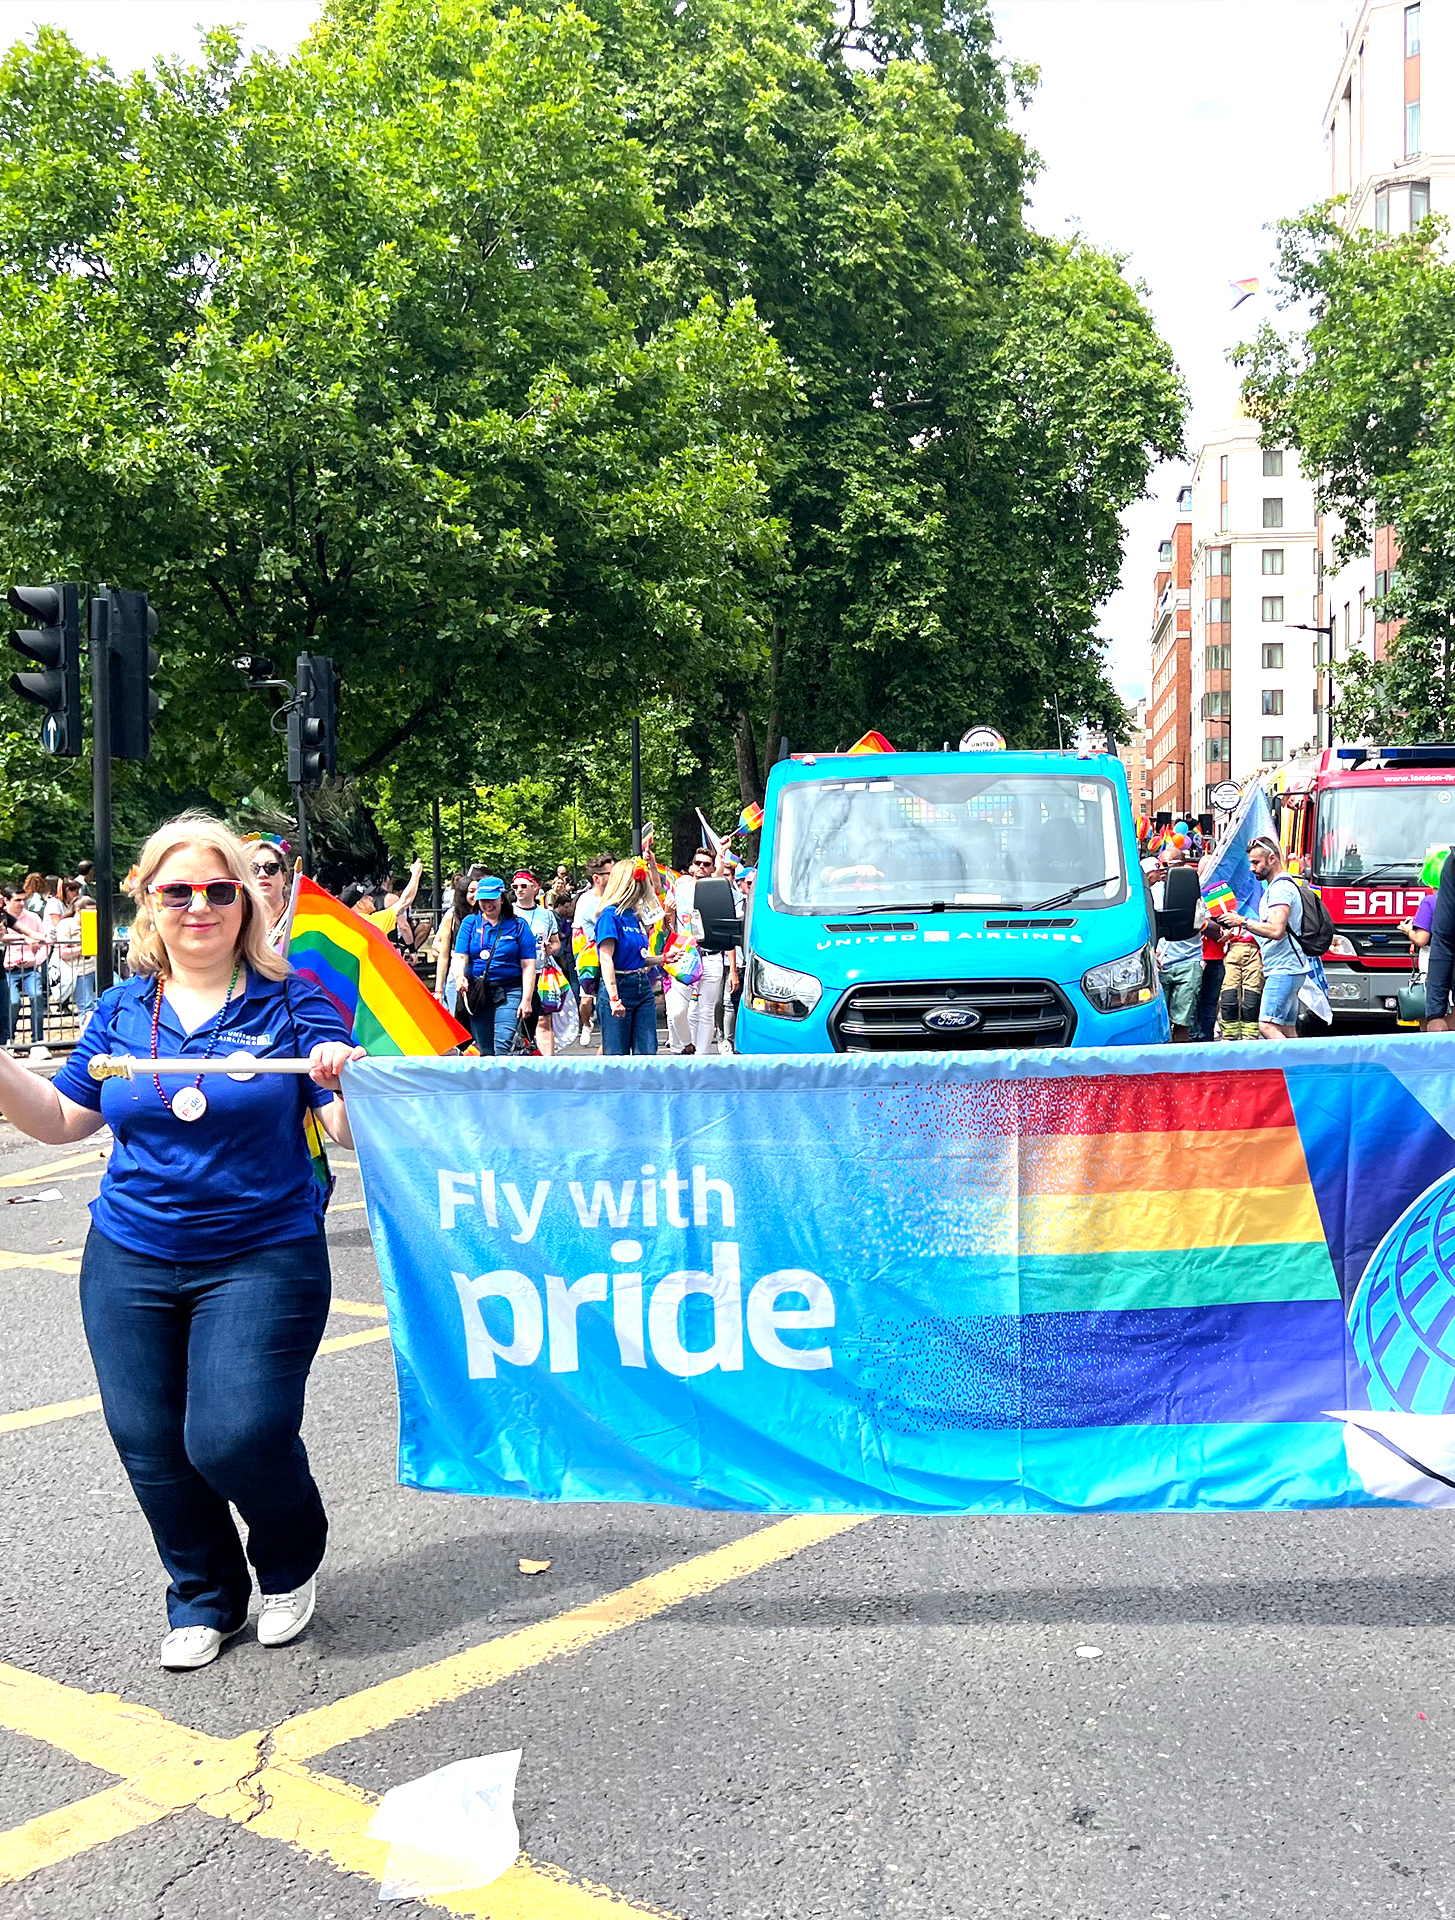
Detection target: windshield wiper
<box><xmin>1001</xmin><ymin>876</ymin><xmax>1119</xmax><ymax>914</ymax></box>
<box><xmin>831</xmin><ymin>901</ymin><xmax>988</xmax><ymax>915</ymax></box>
<box><xmin>1330</xmin><ymin>862</ymin><xmax>1419</xmax><ymax>887</ymax></box>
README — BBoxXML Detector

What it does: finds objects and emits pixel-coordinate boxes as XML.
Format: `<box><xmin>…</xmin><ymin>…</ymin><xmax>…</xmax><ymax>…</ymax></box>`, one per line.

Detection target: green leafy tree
<box><xmin>0</xmin><ymin>7</ymin><xmax>790</xmax><ymax>858</ymax></box>
<box><xmin>1239</xmin><ymin>207</ymin><xmax>1455</xmax><ymax>740</ymax></box>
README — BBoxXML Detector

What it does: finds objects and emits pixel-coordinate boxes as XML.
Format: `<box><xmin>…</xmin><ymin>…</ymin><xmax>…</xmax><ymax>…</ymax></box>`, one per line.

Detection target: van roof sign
<box><xmin>959</xmin><ymin>727</ymin><xmax>1006</xmax><ymax>752</ymax></box>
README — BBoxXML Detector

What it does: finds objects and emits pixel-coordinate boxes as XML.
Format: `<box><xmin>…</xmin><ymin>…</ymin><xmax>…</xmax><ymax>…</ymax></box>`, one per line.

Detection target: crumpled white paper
<box><xmin>367</xmin><ymin>1750</ymin><xmax>522</xmax><ymax>1901</ymax></box>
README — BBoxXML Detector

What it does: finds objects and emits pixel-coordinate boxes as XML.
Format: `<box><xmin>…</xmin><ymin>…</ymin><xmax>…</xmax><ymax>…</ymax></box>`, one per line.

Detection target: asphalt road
<box><xmin>3</xmin><ymin>1108</ymin><xmax>1455</xmax><ymax>1920</ymax></box>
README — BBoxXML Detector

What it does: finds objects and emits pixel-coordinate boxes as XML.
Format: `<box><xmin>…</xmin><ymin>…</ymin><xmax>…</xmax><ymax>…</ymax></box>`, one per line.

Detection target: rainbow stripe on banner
<box><xmin>286</xmin><ymin>875</ymin><xmax>468</xmax><ymax>1055</ymax></box>
<box><xmin>1203</xmin><ymin>883</ymin><xmax>1237</xmax><ymax>916</ymax></box>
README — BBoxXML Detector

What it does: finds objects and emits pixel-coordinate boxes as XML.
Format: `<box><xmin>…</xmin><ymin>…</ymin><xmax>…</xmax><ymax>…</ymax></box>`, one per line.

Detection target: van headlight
<box><xmin>746</xmin><ymin>954</ymin><xmax>823</xmax><ymax>1020</ymax></box>
<box><xmin>1081</xmin><ymin>946</ymin><xmax>1157</xmax><ymax>1012</ymax></box>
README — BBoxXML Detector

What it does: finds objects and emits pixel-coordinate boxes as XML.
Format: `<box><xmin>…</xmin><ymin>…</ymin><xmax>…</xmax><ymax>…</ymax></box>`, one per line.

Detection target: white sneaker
<box><xmin>160</xmin><ymin>1623</ymin><xmax>239</xmax><ymax>1670</ymax></box>
<box><xmin>257</xmin><ymin>1576</ymin><xmax>316</xmax><ymax>1647</ymax></box>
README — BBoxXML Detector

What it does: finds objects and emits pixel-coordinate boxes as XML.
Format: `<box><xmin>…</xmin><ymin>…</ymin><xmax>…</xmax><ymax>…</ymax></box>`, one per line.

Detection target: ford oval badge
<box><xmin>923</xmin><ymin>1004</ymin><xmax>982</xmax><ymax>1032</ymax></box>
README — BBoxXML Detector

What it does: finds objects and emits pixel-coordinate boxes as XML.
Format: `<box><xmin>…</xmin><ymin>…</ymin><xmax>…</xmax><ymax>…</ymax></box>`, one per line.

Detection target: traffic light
<box><xmin>7</xmin><ymin>583</ymin><xmax>81</xmax><ymax>757</ymax></box>
<box><xmin>107</xmin><ymin>588</ymin><xmax>160</xmax><ymax>761</ymax></box>
<box><xmin>287</xmin><ymin>652</ymin><xmax>338</xmax><ymax>788</ymax></box>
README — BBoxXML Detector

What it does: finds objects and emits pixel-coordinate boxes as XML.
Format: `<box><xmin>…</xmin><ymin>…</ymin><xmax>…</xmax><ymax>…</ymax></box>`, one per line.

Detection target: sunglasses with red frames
<box><xmin>150</xmin><ymin>880</ymin><xmax>243</xmax><ymax>910</ymax></box>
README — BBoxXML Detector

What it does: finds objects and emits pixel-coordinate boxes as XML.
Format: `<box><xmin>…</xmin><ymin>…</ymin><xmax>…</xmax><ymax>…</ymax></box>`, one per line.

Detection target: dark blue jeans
<box><xmin>79</xmin><ymin>1226</ymin><xmax>332</xmax><ymax>1629</ymax></box>
<box><xmin>1193</xmin><ymin>957</ymin><xmax>1225</xmax><ymax>1042</ymax></box>
<box><xmin>3</xmin><ymin>966</ymin><xmax>45</xmax><ymax>1047</ymax></box>
<box><xmin>468</xmin><ymin>982</ymin><xmax>522</xmax><ymax>1056</ymax></box>
<box><xmin>600</xmin><ymin>969</ymin><xmax>658</xmax><ymax>1055</ymax></box>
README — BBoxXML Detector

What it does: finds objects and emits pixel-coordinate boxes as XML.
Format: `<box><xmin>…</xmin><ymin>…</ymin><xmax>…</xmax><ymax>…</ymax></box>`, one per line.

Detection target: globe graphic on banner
<box><xmin>1349</xmin><ymin>1170</ymin><xmax>1455</xmax><ymax>1413</ymax></box>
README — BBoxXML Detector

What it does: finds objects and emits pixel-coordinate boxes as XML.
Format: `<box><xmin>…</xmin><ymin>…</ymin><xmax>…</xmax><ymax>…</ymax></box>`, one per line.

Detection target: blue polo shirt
<box><xmin>453</xmin><ymin>912</ymin><xmax>537</xmax><ymax>983</ymax></box>
<box><xmin>594</xmin><ymin>904</ymin><xmax>651</xmax><ymax>972</ymax></box>
<box><xmin>53</xmin><ymin>968</ymin><xmax>352</xmax><ymax>1262</ymax></box>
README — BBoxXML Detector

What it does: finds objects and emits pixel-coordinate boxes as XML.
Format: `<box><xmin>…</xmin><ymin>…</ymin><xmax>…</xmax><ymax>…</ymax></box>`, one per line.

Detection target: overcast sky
<box><xmin>1</xmin><ymin>0</ymin><xmax>1355</xmax><ymax>701</ymax></box>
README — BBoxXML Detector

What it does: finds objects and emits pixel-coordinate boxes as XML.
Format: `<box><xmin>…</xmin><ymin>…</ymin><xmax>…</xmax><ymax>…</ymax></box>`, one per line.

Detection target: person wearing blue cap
<box><xmin>450</xmin><ymin>876</ymin><xmax>538</xmax><ymax>1054</ymax></box>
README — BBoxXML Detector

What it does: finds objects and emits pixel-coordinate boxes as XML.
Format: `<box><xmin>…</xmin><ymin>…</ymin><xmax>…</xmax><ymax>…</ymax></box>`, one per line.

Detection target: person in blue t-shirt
<box><xmin>595</xmin><ymin>857</ymin><xmax>668</xmax><ymax>1055</ymax></box>
<box><xmin>450</xmin><ymin>876</ymin><xmax>538</xmax><ymax>1055</ymax></box>
<box><xmin>0</xmin><ymin>815</ymin><xmax>364</xmax><ymax>1673</ymax></box>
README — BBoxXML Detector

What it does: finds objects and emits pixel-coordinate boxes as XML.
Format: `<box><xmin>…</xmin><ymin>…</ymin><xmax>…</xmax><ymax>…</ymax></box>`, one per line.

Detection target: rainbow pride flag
<box><xmin>847</xmin><ymin>729</ymin><xmax>894</xmax><ymax>756</ymax></box>
<box><xmin>737</xmin><ymin>803</ymin><xmax>764</xmax><ymax>835</ymax></box>
<box><xmin>285</xmin><ymin>875</ymin><xmax>468</xmax><ymax>1055</ymax></box>
<box><xmin>1203</xmin><ymin>883</ymin><xmax>1237</xmax><ymax>915</ymax></box>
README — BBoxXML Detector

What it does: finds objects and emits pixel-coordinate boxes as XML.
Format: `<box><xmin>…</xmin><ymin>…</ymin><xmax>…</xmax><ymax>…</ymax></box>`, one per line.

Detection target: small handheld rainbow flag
<box><xmin>1203</xmin><ymin>884</ymin><xmax>1238</xmax><ymax>916</ymax></box>
<box><xmin>737</xmin><ymin>803</ymin><xmax>764</xmax><ymax>835</ymax></box>
<box><xmin>285</xmin><ymin>875</ymin><xmax>469</xmax><ymax>1055</ymax></box>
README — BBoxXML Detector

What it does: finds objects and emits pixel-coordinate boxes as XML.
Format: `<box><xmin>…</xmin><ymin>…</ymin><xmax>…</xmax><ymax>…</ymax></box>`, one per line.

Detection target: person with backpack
<box><xmin>1224</xmin><ymin>834</ymin><xmax>1330</xmax><ymax>1039</ymax></box>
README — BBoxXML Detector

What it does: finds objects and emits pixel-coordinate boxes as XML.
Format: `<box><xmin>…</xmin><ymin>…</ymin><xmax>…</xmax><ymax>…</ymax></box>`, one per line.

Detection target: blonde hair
<box><xmin>600</xmin><ymin>857</ymin><xmax>653</xmax><ymax>915</ymax></box>
<box><xmin>124</xmin><ymin>812</ymin><xmax>289</xmax><ymax>981</ymax></box>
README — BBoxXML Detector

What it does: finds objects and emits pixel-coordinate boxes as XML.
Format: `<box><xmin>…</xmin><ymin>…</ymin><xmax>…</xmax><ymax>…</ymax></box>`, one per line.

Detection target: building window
<box><xmin>1263</xmin><ymin>449</ymin><xmax>1284</xmax><ymax>476</ymax></box>
<box><xmin>1359</xmin><ymin>585</ymin><xmax>1367</xmax><ymax>632</ymax></box>
<box><xmin>1413</xmin><ymin>180</ymin><xmax>1431</xmax><ymax>223</ymax></box>
<box><xmin>1262</xmin><ymin>595</ymin><xmax>1284</xmax><ymax>622</ymax></box>
<box><xmin>1206</xmin><ymin>597</ymin><xmax>1232</xmax><ymax>624</ymax></box>
<box><xmin>1208</xmin><ymin>737</ymin><xmax>1230</xmax><ymax>764</ymax></box>
<box><xmin>1207</xmin><ymin>546</ymin><xmax>1231</xmax><ymax>576</ymax></box>
<box><xmin>1262</xmin><ymin>642</ymin><xmax>1284</xmax><ymax>669</ymax></box>
<box><xmin>1158</xmin><ymin>539</ymin><xmax>1172</xmax><ymax>565</ymax></box>
<box><xmin>1407</xmin><ymin>4</ymin><xmax>1421</xmax><ymax>56</ymax></box>
<box><xmin>1263</xmin><ymin>498</ymin><xmax>1284</xmax><ymax>528</ymax></box>
<box><xmin>1219</xmin><ymin>455</ymin><xmax>1229</xmax><ymax>482</ymax></box>
<box><xmin>1262</xmin><ymin>689</ymin><xmax>1284</xmax><ymax>715</ymax></box>
<box><xmin>1261</xmin><ymin>736</ymin><xmax>1285</xmax><ymax>763</ymax></box>
<box><xmin>1203</xmin><ymin>691</ymin><xmax>1231</xmax><ymax>718</ymax></box>
<box><xmin>1407</xmin><ymin>101</ymin><xmax>1421</xmax><ymax>157</ymax></box>
<box><xmin>1206</xmin><ymin>644</ymin><xmax>1231</xmax><ymax>670</ymax></box>
<box><xmin>1375</xmin><ymin>186</ymin><xmax>1389</xmax><ymax>233</ymax></box>
<box><xmin>1177</xmin><ymin>484</ymin><xmax>1192</xmax><ymax>514</ymax></box>
<box><xmin>1262</xmin><ymin>549</ymin><xmax>1284</xmax><ymax>575</ymax></box>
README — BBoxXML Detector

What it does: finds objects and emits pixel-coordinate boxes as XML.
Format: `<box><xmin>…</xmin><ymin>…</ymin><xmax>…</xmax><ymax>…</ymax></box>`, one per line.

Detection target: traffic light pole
<box><xmin>89</xmin><ymin>591</ymin><xmax>115</xmax><ymax>993</ymax></box>
<box><xmin>293</xmin><ymin>781</ymin><xmax>311</xmax><ymax>878</ymax></box>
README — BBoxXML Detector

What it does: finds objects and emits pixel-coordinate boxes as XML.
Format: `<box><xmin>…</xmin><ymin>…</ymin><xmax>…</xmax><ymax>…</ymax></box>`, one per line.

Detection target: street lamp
<box><xmin>1291</xmin><ymin>620</ymin><xmax>1336</xmax><ymax>750</ymax></box>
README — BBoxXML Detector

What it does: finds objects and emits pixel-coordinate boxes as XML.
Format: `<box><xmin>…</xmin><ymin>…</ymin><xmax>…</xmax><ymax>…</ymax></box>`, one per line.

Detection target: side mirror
<box><xmin>692</xmin><ymin>877</ymin><xmax>741</xmax><ymax>954</ymax></box>
<box><xmin>1155</xmin><ymin>864</ymin><xmax>1201</xmax><ymax>944</ymax></box>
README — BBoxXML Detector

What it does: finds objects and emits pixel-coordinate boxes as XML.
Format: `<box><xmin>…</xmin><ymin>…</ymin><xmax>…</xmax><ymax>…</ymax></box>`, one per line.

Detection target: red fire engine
<box><xmin>1274</xmin><ymin>744</ymin><xmax>1455</xmax><ymax>1020</ymax></box>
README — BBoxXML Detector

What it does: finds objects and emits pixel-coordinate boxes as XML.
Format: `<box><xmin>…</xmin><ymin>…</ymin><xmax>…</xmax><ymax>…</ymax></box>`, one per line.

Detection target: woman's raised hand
<box><xmin>309</xmin><ymin>1041</ymin><xmax>368</xmax><ymax>1092</ymax></box>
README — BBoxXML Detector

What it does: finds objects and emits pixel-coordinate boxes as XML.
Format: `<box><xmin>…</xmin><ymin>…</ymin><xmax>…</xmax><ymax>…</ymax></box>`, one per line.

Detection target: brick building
<box><xmin>1147</xmin><ymin>487</ymin><xmax>1193</xmax><ymax>818</ymax></box>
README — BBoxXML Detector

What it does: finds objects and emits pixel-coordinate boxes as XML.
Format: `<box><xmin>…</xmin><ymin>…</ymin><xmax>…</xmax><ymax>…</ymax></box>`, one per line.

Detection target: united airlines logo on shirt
<box><xmin>222</xmin><ymin>1030</ymin><xmax>275</xmax><ymax>1046</ymax></box>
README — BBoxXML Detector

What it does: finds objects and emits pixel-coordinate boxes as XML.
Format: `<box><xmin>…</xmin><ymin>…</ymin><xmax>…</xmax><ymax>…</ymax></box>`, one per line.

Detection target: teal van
<box><xmin>733</xmin><ymin>745</ymin><xmax>1169</xmax><ymax>1054</ymax></box>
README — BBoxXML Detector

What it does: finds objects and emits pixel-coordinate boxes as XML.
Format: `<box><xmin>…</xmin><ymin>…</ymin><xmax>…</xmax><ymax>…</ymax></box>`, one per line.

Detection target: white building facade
<box><xmin>1188</xmin><ymin>420</ymin><xmax>1320</xmax><ymax>809</ymax></box>
<box><xmin>1320</xmin><ymin>1</ymin><xmax>1455</xmax><ymax>714</ymax></box>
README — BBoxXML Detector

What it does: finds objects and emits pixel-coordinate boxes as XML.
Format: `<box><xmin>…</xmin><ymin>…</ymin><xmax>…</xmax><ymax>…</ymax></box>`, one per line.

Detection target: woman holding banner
<box><xmin>0</xmin><ymin>814</ymin><xmax>364</xmax><ymax>1671</ymax></box>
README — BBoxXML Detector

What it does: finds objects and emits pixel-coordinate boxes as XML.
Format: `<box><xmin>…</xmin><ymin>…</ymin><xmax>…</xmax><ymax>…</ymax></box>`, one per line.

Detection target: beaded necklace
<box><xmin>150</xmin><ymin>959</ymin><xmax>241</xmax><ymax>1123</ymax></box>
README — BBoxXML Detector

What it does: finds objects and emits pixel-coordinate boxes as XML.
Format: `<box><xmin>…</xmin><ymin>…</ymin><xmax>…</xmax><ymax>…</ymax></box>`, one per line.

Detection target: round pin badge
<box><xmin>171</xmin><ymin>1085</ymin><xmax>209</xmax><ymax>1123</ymax></box>
<box><xmin>224</xmin><ymin>1050</ymin><xmax>258</xmax><ymax>1082</ymax></box>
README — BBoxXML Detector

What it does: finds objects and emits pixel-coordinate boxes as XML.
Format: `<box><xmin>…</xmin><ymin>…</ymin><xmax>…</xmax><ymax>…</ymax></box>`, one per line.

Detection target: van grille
<box><xmin>828</xmin><ymin>978</ymin><xmax>1076</xmax><ymax>1052</ymax></box>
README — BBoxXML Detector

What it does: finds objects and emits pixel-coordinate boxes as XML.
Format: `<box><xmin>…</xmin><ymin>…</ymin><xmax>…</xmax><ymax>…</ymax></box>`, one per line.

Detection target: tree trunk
<box><xmin>734</xmin><ymin>708</ymin><xmax>763</xmax><ymax>805</ymax></box>
<box><xmin>764</xmin><ymin>614</ymin><xmax>785</xmax><ymax>769</ymax></box>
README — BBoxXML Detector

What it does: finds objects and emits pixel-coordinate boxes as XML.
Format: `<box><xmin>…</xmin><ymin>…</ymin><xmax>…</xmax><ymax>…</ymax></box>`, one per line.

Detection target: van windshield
<box><xmin>772</xmin><ymin>771</ymin><xmax>1128</xmax><ymax>913</ymax></box>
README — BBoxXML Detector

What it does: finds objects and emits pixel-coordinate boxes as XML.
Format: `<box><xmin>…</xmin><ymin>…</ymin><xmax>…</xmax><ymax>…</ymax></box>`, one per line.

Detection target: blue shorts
<box><xmin>1260</xmin><ymin>970</ymin><xmax>1305</xmax><ymax>1027</ymax></box>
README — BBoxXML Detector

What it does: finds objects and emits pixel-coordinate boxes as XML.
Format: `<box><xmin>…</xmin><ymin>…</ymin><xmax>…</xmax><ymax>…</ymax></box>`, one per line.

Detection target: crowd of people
<box><xmin>0</xmin><ymin>865</ymin><xmax>101</xmax><ymax>1056</ymax></box>
<box><xmin>416</xmin><ymin>835</ymin><xmax>750</xmax><ymax>1059</ymax></box>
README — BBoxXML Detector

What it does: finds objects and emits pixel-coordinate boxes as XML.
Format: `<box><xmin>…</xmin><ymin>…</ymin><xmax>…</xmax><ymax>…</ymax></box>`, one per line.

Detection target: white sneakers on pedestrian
<box><xmin>158</xmin><ymin>1580</ymin><xmax>317</xmax><ymax>1666</ymax></box>
<box><xmin>257</xmin><ymin>1575</ymin><xmax>316</xmax><ymax>1647</ymax></box>
<box><xmin>159</xmin><ymin>1623</ymin><xmax>240</xmax><ymax>1670</ymax></box>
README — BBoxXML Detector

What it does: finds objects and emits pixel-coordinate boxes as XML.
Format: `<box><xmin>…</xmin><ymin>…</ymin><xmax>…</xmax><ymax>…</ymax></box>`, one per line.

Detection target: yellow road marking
<box><xmin>2</xmin><ymin>1320</ymin><xmax>391</xmax><ymax>1435</ymax></box>
<box><xmin>317</xmin><ymin>1326</ymin><xmax>390</xmax><ymax>1356</ymax></box>
<box><xmin>0</xmin><ymin>1392</ymin><xmax>102</xmax><ymax>1434</ymax></box>
<box><xmin>274</xmin><ymin>1513</ymin><xmax>866</xmax><ymax>1763</ymax></box>
<box><xmin>0</xmin><ymin>1150</ymin><xmax>107</xmax><ymax>1188</ymax></box>
<box><xmin>331</xmin><ymin>1298</ymin><xmax>387</xmax><ymax>1319</ymax></box>
<box><xmin>0</xmin><ymin>1248</ymin><xmax>82</xmax><ymax>1275</ymax></box>
<box><xmin>0</xmin><ymin>1516</ymin><xmax>864</xmax><ymax>1906</ymax></box>
<box><xmin>330</xmin><ymin>1199</ymin><xmax>366</xmax><ymax>1212</ymax></box>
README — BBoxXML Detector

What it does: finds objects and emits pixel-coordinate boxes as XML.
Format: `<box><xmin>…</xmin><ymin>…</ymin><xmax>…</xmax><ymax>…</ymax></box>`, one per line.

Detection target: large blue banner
<box><xmin>346</xmin><ymin>1041</ymin><xmax>1455</xmax><ymax>1514</ymax></box>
